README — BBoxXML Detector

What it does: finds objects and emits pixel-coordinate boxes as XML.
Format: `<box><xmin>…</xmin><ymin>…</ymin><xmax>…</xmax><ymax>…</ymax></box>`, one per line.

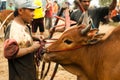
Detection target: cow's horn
<box><xmin>81</xmin><ymin>21</ymin><xmax>92</xmax><ymax>35</ymax></box>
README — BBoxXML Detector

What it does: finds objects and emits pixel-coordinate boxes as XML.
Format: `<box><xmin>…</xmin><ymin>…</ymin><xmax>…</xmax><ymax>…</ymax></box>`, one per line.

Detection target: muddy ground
<box><xmin>0</xmin><ymin>24</ymin><xmax>117</xmax><ymax>80</ymax></box>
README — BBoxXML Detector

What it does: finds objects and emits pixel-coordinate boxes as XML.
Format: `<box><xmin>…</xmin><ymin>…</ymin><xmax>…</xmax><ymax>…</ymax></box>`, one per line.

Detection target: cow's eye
<box><xmin>64</xmin><ymin>39</ymin><xmax>73</xmax><ymax>44</ymax></box>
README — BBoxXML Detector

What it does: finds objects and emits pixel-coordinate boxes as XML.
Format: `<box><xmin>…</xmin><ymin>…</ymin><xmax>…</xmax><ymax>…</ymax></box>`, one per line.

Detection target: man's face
<box><xmin>9</xmin><ymin>3</ymin><xmax>13</xmax><ymax>7</ymax></box>
<box><xmin>19</xmin><ymin>8</ymin><xmax>34</xmax><ymax>24</ymax></box>
<box><xmin>80</xmin><ymin>0</ymin><xmax>91</xmax><ymax>10</ymax></box>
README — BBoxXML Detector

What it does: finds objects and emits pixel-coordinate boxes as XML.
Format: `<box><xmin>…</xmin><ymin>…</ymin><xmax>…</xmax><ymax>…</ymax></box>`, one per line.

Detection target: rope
<box><xmin>50</xmin><ymin>63</ymin><xmax>59</xmax><ymax>80</ymax></box>
<box><xmin>41</xmin><ymin>62</ymin><xmax>51</xmax><ymax>80</ymax></box>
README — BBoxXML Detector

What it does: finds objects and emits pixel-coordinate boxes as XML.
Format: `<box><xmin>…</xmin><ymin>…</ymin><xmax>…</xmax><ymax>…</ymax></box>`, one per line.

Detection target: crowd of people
<box><xmin>2</xmin><ymin>0</ymin><xmax>118</xmax><ymax>80</ymax></box>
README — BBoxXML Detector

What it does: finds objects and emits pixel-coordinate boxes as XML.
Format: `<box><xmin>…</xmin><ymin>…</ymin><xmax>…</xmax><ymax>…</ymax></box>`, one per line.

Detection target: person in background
<box><xmin>70</xmin><ymin>0</ymin><xmax>116</xmax><ymax>29</ymax></box>
<box><xmin>110</xmin><ymin>8</ymin><xmax>117</xmax><ymax>21</ymax></box>
<box><xmin>4</xmin><ymin>0</ymin><xmax>41</xmax><ymax>80</ymax></box>
<box><xmin>0</xmin><ymin>2</ymin><xmax>6</xmax><ymax>10</ymax></box>
<box><xmin>32</xmin><ymin>0</ymin><xmax>45</xmax><ymax>39</ymax></box>
<box><xmin>49</xmin><ymin>1</ymin><xmax>71</xmax><ymax>33</ymax></box>
<box><xmin>6</xmin><ymin>2</ymin><xmax>15</xmax><ymax>10</ymax></box>
<box><xmin>110</xmin><ymin>7</ymin><xmax>120</xmax><ymax>22</ymax></box>
<box><xmin>50</xmin><ymin>0</ymin><xmax>116</xmax><ymax>33</ymax></box>
<box><xmin>45</xmin><ymin>0</ymin><xmax>53</xmax><ymax>30</ymax></box>
<box><xmin>53</xmin><ymin>1</ymin><xmax>59</xmax><ymax>22</ymax></box>
<box><xmin>53</xmin><ymin>1</ymin><xmax>59</xmax><ymax>16</ymax></box>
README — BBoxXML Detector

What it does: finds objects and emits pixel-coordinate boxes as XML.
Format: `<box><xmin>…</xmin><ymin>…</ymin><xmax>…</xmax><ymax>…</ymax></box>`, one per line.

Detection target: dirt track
<box><xmin>0</xmin><ymin>24</ymin><xmax>116</xmax><ymax>80</ymax></box>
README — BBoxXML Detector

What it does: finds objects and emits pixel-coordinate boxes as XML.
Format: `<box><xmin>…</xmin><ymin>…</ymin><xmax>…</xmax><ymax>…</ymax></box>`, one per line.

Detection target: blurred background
<box><xmin>0</xmin><ymin>0</ymin><xmax>120</xmax><ymax>11</ymax></box>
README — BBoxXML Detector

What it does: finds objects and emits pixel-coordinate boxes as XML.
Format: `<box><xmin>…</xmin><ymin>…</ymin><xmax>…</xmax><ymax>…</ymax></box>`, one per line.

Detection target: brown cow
<box><xmin>0</xmin><ymin>10</ymin><xmax>14</xmax><ymax>26</ymax></box>
<box><xmin>43</xmin><ymin>24</ymin><xmax>120</xmax><ymax>80</ymax></box>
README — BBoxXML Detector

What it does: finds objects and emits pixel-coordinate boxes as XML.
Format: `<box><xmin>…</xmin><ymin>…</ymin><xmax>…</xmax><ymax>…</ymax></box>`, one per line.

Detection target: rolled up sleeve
<box><xmin>4</xmin><ymin>39</ymin><xmax>19</xmax><ymax>59</ymax></box>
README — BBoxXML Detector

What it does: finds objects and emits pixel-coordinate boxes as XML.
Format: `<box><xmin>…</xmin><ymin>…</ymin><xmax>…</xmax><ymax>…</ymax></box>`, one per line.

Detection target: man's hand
<box><xmin>39</xmin><ymin>35</ymin><xmax>45</xmax><ymax>41</ymax></box>
<box><xmin>32</xmin><ymin>41</ymin><xmax>41</xmax><ymax>52</ymax></box>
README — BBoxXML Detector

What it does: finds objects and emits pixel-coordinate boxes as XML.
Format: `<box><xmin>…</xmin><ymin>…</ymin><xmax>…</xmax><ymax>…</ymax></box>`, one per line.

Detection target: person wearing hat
<box><xmin>4</xmin><ymin>0</ymin><xmax>41</xmax><ymax>80</ymax></box>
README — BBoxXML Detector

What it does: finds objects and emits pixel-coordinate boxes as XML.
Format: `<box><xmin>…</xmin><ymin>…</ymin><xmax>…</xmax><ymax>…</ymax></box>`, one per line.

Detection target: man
<box><xmin>6</xmin><ymin>2</ymin><xmax>15</xmax><ymax>10</ymax></box>
<box><xmin>50</xmin><ymin>0</ymin><xmax>116</xmax><ymax>33</ymax></box>
<box><xmin>32</xmin><ymin>0</ymin><xmax>45</xmax><ymax>39</ymax></box>
<box><xmin>45</xmin><ymin>0</ymin><xmax>53</xmax><ymax>30</ymax></box>
<box><xmin>53</xmin><ymin>1</ymin><xmax>59</xmax><ymax>17</ymax></box>
<box><xmin>71</xmin><ymin>0</ymin><xmax>117</xmax><ymax>29</ymax></box>
<box><xmin>4</xmin><ymin>0</ymin><xmax>41</xmax><ymax>80</ymax></box>
<box><xmin>53</xmin><ymin>1</ymin><xmax>59</xmax><ymax>24</ymax></box>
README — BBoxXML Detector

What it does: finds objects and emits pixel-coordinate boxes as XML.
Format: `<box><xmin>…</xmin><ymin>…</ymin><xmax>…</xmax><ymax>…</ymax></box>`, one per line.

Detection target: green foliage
<box><xmin>99</xmin><ymin>0</ymin><xmax>112</xmax><ymax>6</ymax></box>
<box><xmin>108</xmin><ymin>22</ymin><xmax>120</xmax><ymax>27</ymax></box>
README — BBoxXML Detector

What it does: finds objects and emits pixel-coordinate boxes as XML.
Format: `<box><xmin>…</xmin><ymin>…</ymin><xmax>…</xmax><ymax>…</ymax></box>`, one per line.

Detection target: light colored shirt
<box><xmin>6</xmin><ymin>6</ymin><xmax>15</xmax><ymax>10</ymax></box>
<box><xmin>10</xmin><ymin>21</ymin><xmax>33</xmax><ymax>48</ymax></box>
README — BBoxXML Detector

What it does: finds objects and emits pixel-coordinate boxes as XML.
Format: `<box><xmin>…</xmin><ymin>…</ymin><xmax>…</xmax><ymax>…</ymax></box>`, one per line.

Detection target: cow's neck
<box><xmin>61</xmin><ymin>64</ymin><xmax>88</xmax><ymax>80</ymax></box>
<box><xmin>68</xmin><ymin>47</ymin><xmax>104</xmax><ymax>80</ymax></box>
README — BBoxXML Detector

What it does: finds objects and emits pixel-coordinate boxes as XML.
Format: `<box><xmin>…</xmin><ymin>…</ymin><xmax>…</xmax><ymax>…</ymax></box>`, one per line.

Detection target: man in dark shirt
<box><xmin>50</xmin><ymin>0</ymin><xmax>116</xmax><ymax>34</ymax></box>
<box><xmin>70</xmin><ymin>0</ymin><xmax>116</xmax><ymax>29</ymax></box>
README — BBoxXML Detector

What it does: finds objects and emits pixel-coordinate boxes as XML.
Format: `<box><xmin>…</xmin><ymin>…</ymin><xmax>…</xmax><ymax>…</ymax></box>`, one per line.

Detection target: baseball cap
<box><xmin>14</xmin><ymin>0</ymin><xmax>41</xmax><ymax>9</ymax></box>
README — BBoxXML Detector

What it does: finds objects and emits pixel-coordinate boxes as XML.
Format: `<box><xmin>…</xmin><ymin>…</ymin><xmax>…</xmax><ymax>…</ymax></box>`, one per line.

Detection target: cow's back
<box><xmin>0</xmin><ymin>10</ymin><xmax>14</xmax><ymax>25</ymax></box>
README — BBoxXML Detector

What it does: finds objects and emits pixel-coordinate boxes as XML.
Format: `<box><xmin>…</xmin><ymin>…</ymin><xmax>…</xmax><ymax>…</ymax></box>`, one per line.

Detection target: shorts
<box><xmin>32</xmin><ymin>18</ymin><xmax>44</xmax><ymax>33</ymax></box>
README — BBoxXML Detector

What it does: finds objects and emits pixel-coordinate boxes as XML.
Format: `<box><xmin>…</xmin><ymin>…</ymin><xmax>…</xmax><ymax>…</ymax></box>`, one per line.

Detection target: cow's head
<box><xmin>43</xmin><ymin>24</ymin><xmax>104</xmax><ymax>65</ymax></box>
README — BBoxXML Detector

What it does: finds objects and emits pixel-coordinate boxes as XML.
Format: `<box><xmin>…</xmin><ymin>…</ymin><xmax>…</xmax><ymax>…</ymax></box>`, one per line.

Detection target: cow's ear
<box><xmin>86</xmin><ymin>29</ymin><xmax>105</xmax><ymax>45</ymax></box>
